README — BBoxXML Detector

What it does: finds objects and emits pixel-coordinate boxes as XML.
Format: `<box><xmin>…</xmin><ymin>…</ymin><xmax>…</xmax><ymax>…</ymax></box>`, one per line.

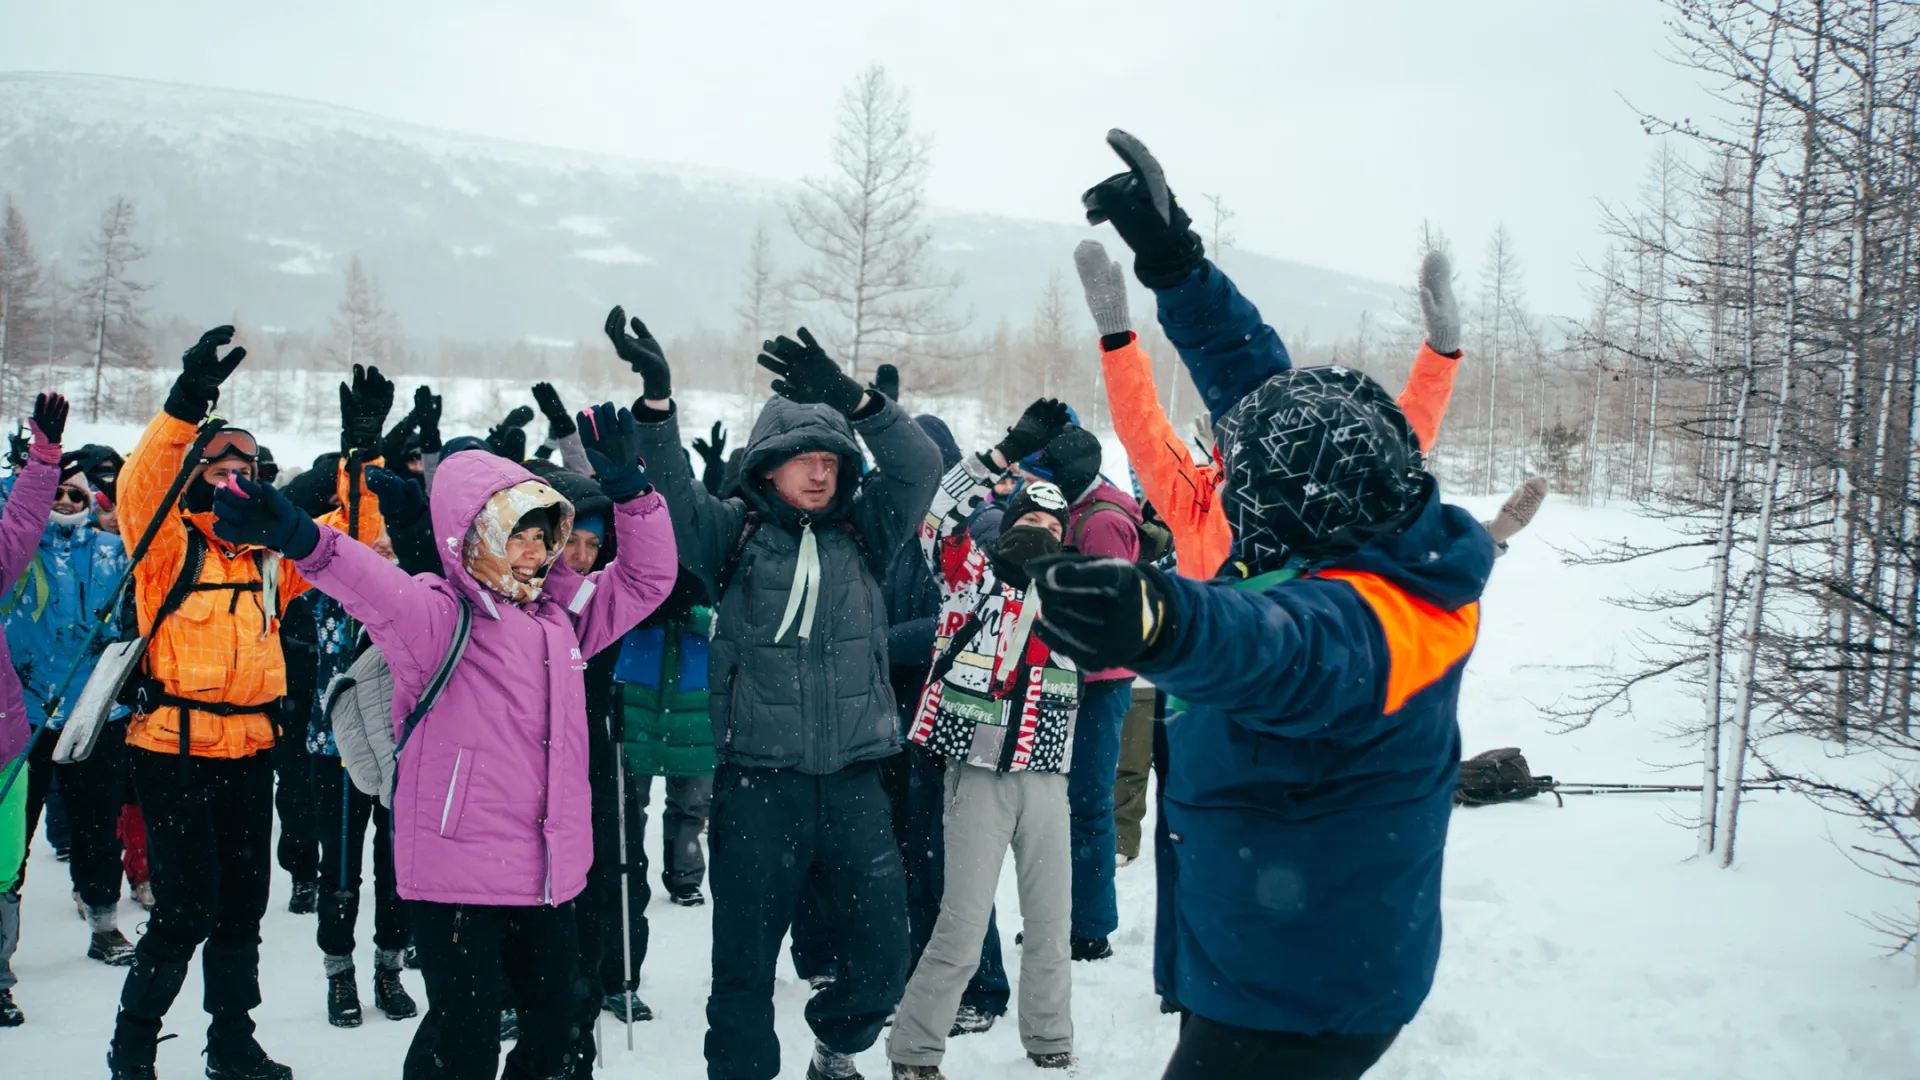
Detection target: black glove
<box><xmin>413</xmin><ymin>385</ymin><xmax>444</xmax><ymax>454</ymax></box>
<box><xmin>691</xmin><ymin>420</ymin><xmax>727</xmax><ymax>472</ymax></box>
<box><xmin>338</xmin><ymin>364</ymin><xmax>396</xmax><ymax>457</ymax></box>
<box><xmin>870</xmin><ymin>363</ymin><xmax>900</xmax><ymax>402</ymax></box>
<box><xmin>486</xmin><ymin>405</ymin><xmax>535</xmax><ymax>461</ymax></box>
<box><xmin>579</xmin><ymin>402</ymin><xmax>649</xmax><ymax>502</ymax></box>
<box><xmin>1028</xmin><ymin>555</ymin><xmax>1180</xmax><ymax>671</ymax></box>
<box><xmin>165</xmin><ymin>325</ymin><xmax>248</xmax><ymax>423</ymax></box>
<box><xmin>31</xmin><ymin>392</ymin><xmax>68</xmax><ymax>447</ymax></box>
<box><xmin>1035</xmin><ymin>426</ymin><xmax>1102</xmax><ymax>501</ymax></box>
<box><xmin>211</xmin><ymin>474</ymin><xmax>319</xmax><ymax>560</ymax></box>
<box><xmin>605</xmin><ymin>306</ymin><xmax>672</xmax><ymax>401</ymax></box>
<box><xmin>532</xmin><ymin>382</ymin><xmax>575</xmax><ymax>439</ymax></box>
<box><xmin>365</xmin><ymin>466</ymin><xmax>429</xmax><ymax>527</ymax></box>
<box><xmin>1081</xmin><ymin>130</ymin><xmax>1205</xmax><ymax>289</ymax></box>
<box><xmin>995</xmin><ymin>398</ymin><xmax>1072</xmax><ymax>464</ymax></box>
<box><xmin>757</xmin><ymin>328</ymin><xmax>865</xmax><ymax>416</ymax></box>
<box><xmin>6</xmin><ymin>427</ymin><xmax>28</xmax><ymax>471</ymax></box>
<box><xmin>378</xmin><ymin>410</ymin><xmax>418</xmax><ymax>466</ymax></box>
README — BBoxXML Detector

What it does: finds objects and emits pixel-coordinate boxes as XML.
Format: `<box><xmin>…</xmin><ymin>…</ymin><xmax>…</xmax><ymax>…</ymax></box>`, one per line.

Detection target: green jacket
<box><xmin>615</xmin><ymin>607</ymin><xmax>716</xmax><ymax>777</ymax></box>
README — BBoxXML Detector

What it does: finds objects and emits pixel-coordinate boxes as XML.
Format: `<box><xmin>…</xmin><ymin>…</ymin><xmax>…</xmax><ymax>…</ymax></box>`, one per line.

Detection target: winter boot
<box><xmin>1028</xmin><ymin>1051</ymin><xmax>1073</xmax><ymax>1069</ymax></box>
<box><xmin>324</xmin><ymin>956</ymin><xmax>362</xmax><ymax>1028</ymax></box>
<box><xmin>891</xmin><ymin>1064</ymin><xmax>944</xmax><ymax>1080</ymax></box>
<box><xmin>1485</xmin><ymin>476</ymin><xmax>1549</xmax><ymax>553</ymax></box>
<box><xmin>91</xmin><ymin>929</ymin><xmax>138</xmax><ymax>966</ymax></box>
<box><xmin>667</xmin><ymin>886</ymin><xmax>706</xmax><ymax>907</ymax></box>
<box><xmin>203</xmin><ymin>944</ymin><xmax>289</xmax><ymax>1078</ymax></box>
<box><xmin>371</xmin><ymin>950</ymin><xmax>416</xmax><ymax>1020</ymax></box>
<box><xmin>286</xmin><ymin>881</ymin><xmax>319</xmax><ymax>915</ymax></box>
<box><xmin>1070</xmin><ymin>935</ymin><xmax>1112</xmax><ymax>961</ymax></box>
<box><xmin>599</xmin><ymin>988</ymin><xmax>653</xmax><ymax>1021</ymax></box>
<box><xmin>807</xmin><ymin>1040</ymin><xmax>863</xmax><ymax>1080</ymax></box>
<box><xmin>109</xmin><ymin>955</ymin><xmax>192</xmax><ymax>1078</ymax></box>
<box><xmin>0</xmin><ymin>988</ymin><xmax>22</xmax><ymax>1027</ymax></box>
<box><xmin>132</xmin><ymin>881</ymin><xmax>156</xmax><ymax>911</ymax></box>
<box><xmin>499</xmin><ymin>1007</ymin><xmax>520</xmax><ymax>1043</ymax></box>
<box><xmin>949</xmin><ymin>1003</ymin><xmax>996</xmax><ymax>1036</ymax></box>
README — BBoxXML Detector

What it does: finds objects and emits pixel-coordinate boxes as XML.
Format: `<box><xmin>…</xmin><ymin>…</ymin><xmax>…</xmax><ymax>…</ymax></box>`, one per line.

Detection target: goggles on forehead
<box><xmin>1022</xmin><ymin>481</ymin><xmax>1069</xmax><ymax>510</ymax></box>
<box><xmin>197</xmin><ymin>428</ymin><xmax>259</xmax><ymax>466</ymax></box>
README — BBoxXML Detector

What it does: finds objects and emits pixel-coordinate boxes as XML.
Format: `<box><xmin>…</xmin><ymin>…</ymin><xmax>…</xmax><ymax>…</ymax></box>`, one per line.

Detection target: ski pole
<box><xmin>614</xmin><ymin>731</ymin><xmax>634</xmax><ymax>1051</ymax></box>
<box><xmin>0</xmin><ymin>419</ymin><xmax>229</xmax><ymax>802</ymax></box>
<box><xmin>1550</xmin><ymin>782</ymin><xmax>1785</xmax><ymax>796</ymax></box>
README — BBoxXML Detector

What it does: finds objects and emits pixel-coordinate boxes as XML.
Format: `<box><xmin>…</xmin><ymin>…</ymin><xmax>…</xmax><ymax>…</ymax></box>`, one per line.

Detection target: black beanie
<box><xmin>1001</xmin><ymin>480</ymin><xmax>1071</xmax><ymax>534</ymax></box>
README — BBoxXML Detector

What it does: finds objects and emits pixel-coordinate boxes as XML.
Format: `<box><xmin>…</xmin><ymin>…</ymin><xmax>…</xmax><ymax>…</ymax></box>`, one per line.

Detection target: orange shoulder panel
<box><xmin>1317</xmin><ymin>569</ymin><xmax>1479</xmax><ymax>713</ymax></box>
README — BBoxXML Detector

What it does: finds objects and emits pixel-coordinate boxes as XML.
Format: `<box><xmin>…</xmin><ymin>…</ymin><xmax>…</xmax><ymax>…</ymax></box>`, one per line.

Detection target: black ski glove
<box><xmin>1081</xmin><ymin>130</ymin><xmax>1206</xmax><ymax>289</ymax></box>
<box><xmin>413</xmin><ymin>385</ymin><xmax>444</xmax><ymax>454</ymax></box>
<box><xmin>532</xmin><ymin>382</ymin><xmax>575</xmax><ymax>440</ymax></box>
<box><xmin>692</xmin><ymin>420</ymin><xmax>728</xmax><ymax>494</ymax></box>
<box><xmin>605</xmin><ymin>306</ymin><xmax>672</xmax><ymax>401</ymax></box>
<box><xmin>994</xmin><ymin>398</ymin><xmax>1073</xmax><ymax>465</ymax></box>
<box><xmin>1028</xmin><ymin>555</ymin><xmax>1180</xmax><ymax>671</ymax></box>
<box><xmin>579</xmin><ymin>402</ymin><xmax>650</xmax><ymax>502</ymax></box>
<box><xmin>365</xmin><ymin>466</ymin><xmax>429</xmax><ymax>528</ymax></box>
<box><xmin>338</xmin><ymin>364</ymin><xmax>396</xmax><ymax>457</ymax></box>
<box><xmin>757</xmin><ymin>328</ymin><xmax>865</xmax><ymax>416</ymax></box>
<box><xmin>1035</xmin><ymin>426</ymin><xmax>1102</xmax><ymax>502</ymax></box>
<box><xmin>870</xmin><ymin>363</ymin><xmax>900</xmax><ymax>402</ymax></box>
<box><xmin>379</xmin><ymin>410</ymin><xmax>419</xmax><ymax>467</ymax></box>
<box><xmin>166</xmin><ymin>326</ymin><xmax>248</xmax><ymax>423</ymax></box>
<box><xmin>31</xmin><ymin>392</ymin><xmax>69</xmax><ymax>448</ymax></box>
<box><xmin>487</xmin><ymin>405</ymin><xmax>535</xmax><ymax>461</ymax></box>
<box><xmin>212</xmin><ymin>474</ymin><xmax>319</xmax><ymax>560</ymax></box>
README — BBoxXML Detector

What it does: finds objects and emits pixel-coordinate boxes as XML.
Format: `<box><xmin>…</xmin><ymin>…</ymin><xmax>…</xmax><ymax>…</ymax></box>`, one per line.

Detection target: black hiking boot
<box><xmin>1028</xmin><ymin>1051</ymin><xmax>1074</xmax><ymax>1068</ymax></box>
<box><xmin>1070</xmin><ymin>935</ymin><xmax>1112</xmax><ymax>961</ymax></box>
<box><xmin>499</xmin><ymin>1008</ymin><xmax>519</xmax><ymax>1043</ymax></box>
<box><xmin>91</xmin><ymin>929</ymin><xmax>138</xmax><ymax>966</ymax></box>
<box><xmin>598</xmin><ymin>988</ymin><xmax>653</xmax><ymax>1021</ymax></box>
<box><xmin>0</xmin><ymin>988</ymin><xmax>22</xmax><ymax>1026</ymax></box>
<box><xmin>111</xmin><ymin>957</ymin><xmax>190</xmax><ymax>1079</ymax></box>
<box><xmin>371</xmin><ymin>966</ymin><xmax>416</xmax><ymax>1020</ymax></box>
<box><xmin>326</xmin><ymin>969</ymin><xmax>362</xmax><ymax>1028</ymax></box>
<box><xmin>807</xmin><ymin>1040</ymin><xmax>863</xmax><ymax>1080</ymax></box>
<box><xmin>667</xmin><ymin>886</ymin><xmax>706</xmax><ymax>907</ymax></box>
<box><xmin>286</xmin><ymin>881</ymin><xmax>318</xmax><ymax>915</ymax></box>
<box><xmin>949</xmin><ymin>1003</ymin><xmax>996</xmax><ymax>1036</ymax></box>
<box><xmin>107</xmin><ymin>1048</ymin><xmax>160</xmax><ymax>1080</ymax></box>
<box><xmin>204</xmin><ymin>1038</ymin><xmax>294</xmax><ymax>1080</ymax></box>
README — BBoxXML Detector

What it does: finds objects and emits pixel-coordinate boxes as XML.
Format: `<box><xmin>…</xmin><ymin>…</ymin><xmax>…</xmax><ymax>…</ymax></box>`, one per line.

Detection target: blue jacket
<box><xmin>1137</xmin><ymin>485</ymin><xmax>1494</xmax><ymax>1036</ymax></box>
<box><xmin>1155</xmin><ymin>260</ymin><xmax>1294</xmax><ymax>423</ymax></box>
<box><xmin>2</xmin><ymin>514</ymin><xmax>128</xmax><ymax>730</ymax></box>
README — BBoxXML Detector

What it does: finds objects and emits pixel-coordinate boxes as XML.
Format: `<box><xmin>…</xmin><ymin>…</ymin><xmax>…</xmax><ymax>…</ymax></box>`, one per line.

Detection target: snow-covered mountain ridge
<box><xmin>0</xmin><ymin>71</ymin><xmax>1402</xmax><ymax>343</ymax></box>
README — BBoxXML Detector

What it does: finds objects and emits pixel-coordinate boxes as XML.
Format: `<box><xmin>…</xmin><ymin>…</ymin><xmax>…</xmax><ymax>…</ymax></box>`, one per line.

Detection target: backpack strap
<box><xmin>393</xmin><ymin>597</ymin><xmax>474</xmax><ymax>758</ymax></box>
<box><xmin>1069</xmin><ymin>499</ymin><xmax>1136</xmax><ymax>553</ymax></box>
<box><xmin>713</xmin><ymin>511</ymin><xmax>763</xmax><ymax>595</ymax></box>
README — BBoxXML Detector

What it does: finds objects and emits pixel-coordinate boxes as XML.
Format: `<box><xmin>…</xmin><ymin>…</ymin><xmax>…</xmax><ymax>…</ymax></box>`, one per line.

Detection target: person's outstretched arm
<box><xmin>1399</xmin><ymin>250</ymin><xmax>1465</xmax><ymax>452</ymax></box>
<box><xmin>0</xmin><ymin>395</ymin><xmax>66</xmax><ymax>590</ymax></box>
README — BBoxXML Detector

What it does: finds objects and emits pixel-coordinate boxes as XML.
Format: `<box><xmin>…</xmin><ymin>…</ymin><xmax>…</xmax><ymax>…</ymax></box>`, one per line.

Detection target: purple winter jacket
<box><xmin>0</xmin><ymin>452</ymin><xmax>60</xmax><ymax>763</ymax></box>
<box><xmin>293</xmin><ymin>451</ymin><xmax>676</xmax><ymax>907</ymax></box>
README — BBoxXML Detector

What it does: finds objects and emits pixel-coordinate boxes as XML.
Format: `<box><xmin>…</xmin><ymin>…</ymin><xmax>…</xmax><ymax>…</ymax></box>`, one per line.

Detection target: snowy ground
<box><xmin>7</xmin><ymin>490</ymin><xmax>1919</xmax><ymax>1078</ymax></box>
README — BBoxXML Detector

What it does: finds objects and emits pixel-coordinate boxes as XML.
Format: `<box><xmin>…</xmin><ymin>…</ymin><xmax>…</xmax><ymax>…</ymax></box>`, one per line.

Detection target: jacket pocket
<box><xmin>436</xmin><ymin>747</ymin><xmax>475</xmax><ymax>839</ymax></box>
<box><xmin>156</xmin><ymin>590</ymin><xmax>228</xmax><ymax>693</ymax></box>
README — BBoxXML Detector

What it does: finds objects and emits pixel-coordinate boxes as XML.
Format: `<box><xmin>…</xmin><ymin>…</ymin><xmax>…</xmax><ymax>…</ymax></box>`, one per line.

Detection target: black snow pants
<box><xmin>1161</xmin><ymin>1013</ymin><xmax>1401</xmax><ymax>1080</ymax></box>
<box><xmin>704</xmin><ymin>760</ymin><xmax>908</xmax><ymax>1080</ymax></box>
<box><xmin>22</xmin><ymin>718</ymin><xmax>128</xmax><ymax>909</ymax></box>
<box><xmin>405</xmin><ymin>900</ymin><xmax>581</xmax><ymax>1080</ymax></box>
<box><xmin>271</xmin><ymin>699</ymin><xmax>319</xmax><ymax>887</ymax></box>
<box><xmin>312</xmin><ymin>758</ymin><xmax>406</xmax><ymax>958</ymax></box>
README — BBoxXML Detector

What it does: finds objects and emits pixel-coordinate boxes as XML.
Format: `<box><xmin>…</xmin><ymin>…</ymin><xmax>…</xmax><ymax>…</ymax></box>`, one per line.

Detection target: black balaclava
<box><xmin>990</xmin><ymin>525</ymin><xmax>1063</xmax><ymax>590</ymax></box>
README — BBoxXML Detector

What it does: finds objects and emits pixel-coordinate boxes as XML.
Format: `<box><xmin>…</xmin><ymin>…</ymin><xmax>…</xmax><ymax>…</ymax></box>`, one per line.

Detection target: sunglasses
<box><xmin>55</xmin><ymin>485</ymin><xmax>90</xmax><ymax>504</ymax></box>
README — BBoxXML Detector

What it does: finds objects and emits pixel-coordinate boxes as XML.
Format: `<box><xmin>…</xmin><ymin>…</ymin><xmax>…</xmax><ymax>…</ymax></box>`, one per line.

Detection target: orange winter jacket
<box><xmin>121</xmin><ymin>412</ymin><xmax>384</xmax><ymax>760</ymax></box>
<box><xmin>1101</xmin><ymin>336</ymin><xmax>1460</xmax><ymax>581</ymax></box>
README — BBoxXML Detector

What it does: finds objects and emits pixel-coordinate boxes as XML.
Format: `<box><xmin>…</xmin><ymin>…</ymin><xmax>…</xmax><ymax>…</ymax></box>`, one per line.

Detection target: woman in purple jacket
<box><xmin>211</xmin><ymin>404</ymin><xmax>677</xmax><ymax>1080</ymax></box>
<box><xmin>0</xmin><ymin>393</ymin><xmax>71</xmax><ymax>1029</ymax></box>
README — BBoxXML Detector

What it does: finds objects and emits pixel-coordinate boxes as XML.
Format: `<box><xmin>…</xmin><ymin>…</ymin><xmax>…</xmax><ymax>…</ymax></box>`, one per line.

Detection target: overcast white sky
<box><xmin>2</xmin><ymin>0</ymin><xmax>1717</xmax><ymax>316</ymax></box>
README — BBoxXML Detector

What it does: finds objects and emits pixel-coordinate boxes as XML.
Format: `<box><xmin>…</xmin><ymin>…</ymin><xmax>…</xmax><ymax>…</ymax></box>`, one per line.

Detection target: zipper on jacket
<box><xmin>452</xmin><ymin>905</ymin><xmax>463</xmax><ymax>944</ymax></box>
<box><xmin>439</xmin><ymin>749</ymin><xmax>464</xmax><ymax>835</ymax></box>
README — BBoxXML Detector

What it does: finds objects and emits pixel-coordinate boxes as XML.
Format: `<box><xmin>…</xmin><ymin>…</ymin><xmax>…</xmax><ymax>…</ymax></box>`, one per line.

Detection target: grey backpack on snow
<box><xmin>326</xmin><ymin>600</ymin><xmax>473</xmax><ymax>808</ymax></box>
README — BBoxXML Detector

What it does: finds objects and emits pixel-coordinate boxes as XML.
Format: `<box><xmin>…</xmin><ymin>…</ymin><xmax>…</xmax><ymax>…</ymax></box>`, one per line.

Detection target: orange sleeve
<box><xmin>283</xmin><ymin>456</ymin><xmax>386</xmax><ymax>608</ymax></box>
<box><xmin>1398</xmin><ymin>342</ymin><xmax>1462</xmax><ymax>453</ymax></box>
<box><xmin>119</xmin><ymin>411</ymin><xmax>198</xmax><ymax>633</ymax></box>
<box><xmin>1098</xmin><ymin>335</ymin><xmax>1232</xmax><ymax>580</ymax></box>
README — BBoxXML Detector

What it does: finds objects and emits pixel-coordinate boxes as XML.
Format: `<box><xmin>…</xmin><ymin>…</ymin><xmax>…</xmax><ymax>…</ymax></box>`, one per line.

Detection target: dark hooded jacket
<box><xmin>634</xmin><ymin>394</ymin><xmax>941</xmax><ymax>775</ymax></box>
<box><xmin>883</xmin><ymin>414</ymin><xmax>962</xmax><ymax>721</ymax></box>
<box><xmin>1137</xmin><ymin>483</ymin><xmax>1494</xmax><ymax>1037</ymax></box>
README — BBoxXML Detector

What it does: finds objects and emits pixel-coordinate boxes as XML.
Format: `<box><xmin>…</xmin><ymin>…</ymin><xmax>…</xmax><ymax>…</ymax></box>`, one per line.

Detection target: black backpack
<box><xmin>1454</xmin><ymin>747</ymin><xmax>1553</xmax><ymax>806</ymax></box>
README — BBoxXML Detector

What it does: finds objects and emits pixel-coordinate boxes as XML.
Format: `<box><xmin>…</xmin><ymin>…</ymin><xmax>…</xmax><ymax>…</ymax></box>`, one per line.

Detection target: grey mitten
<box><xmin>1419</xmin><ymin>249</ymin><xmax>1462</xmax><ymax>356</ymax></box>
<box><xmin>1074</xmin><ymin>240</ymin><xmax>1132</xmax><ymax>339</ymax></box>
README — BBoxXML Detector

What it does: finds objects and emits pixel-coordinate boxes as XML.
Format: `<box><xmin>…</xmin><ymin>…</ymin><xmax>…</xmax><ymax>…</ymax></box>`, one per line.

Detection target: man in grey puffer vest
<box><xmin>609</xmin><ymin>308</ymin><xmax>940</xmax><ymax>1080</ymax></box>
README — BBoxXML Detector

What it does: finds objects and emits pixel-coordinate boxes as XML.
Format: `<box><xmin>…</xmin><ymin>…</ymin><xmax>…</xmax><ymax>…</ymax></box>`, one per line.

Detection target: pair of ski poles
<box><xmin>0</xmin><ymin>420</ymin><xmax>231</xmax><ymax>805</ymax></box>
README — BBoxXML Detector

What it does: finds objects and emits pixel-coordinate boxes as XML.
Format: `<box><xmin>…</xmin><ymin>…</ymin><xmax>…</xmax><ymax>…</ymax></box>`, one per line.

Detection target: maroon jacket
<box><xmin>1066</xmin><ymin>479</ymin><xmax>1141</xmax><ymax>682</ymax></box>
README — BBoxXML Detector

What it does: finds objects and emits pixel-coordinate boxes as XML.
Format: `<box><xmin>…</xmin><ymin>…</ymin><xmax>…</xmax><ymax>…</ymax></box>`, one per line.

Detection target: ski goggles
<box><xmin>196</xmin><ymin>428</ymin><xmax>259</xmax><ymax>466</ymax></box>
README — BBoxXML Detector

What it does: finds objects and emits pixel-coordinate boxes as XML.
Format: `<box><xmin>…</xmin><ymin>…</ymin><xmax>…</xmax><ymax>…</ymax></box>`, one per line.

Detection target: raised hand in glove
<box><xmin>757</xmin><ymin>328</ymin><xmax>867</xmax><ymax>416</ymax></box>
<box><xmin>870</xmin><ymin>363</ymin><xmax>900</xmax><ymax>402</ymax></box>
<box><xmin>413</xmin><ymin>385</ymin><xmax>444</xmax><ymax>454</ymax></box>
<box><xmin>6</xmin><ymin>428</ymin><xmax>28</xmax><ymax>471</ymax></box>
<box><xmin>166</xmin><ymin>325</ymin><xmax>248</xmax><ymax>423</ymax></box>
<box><xmin>30</xmin><ymin>392</ymin><xmax>69</xmax><ymax>451</ymax></box>
<box><xmin>1028</xmin><ymin>554</ymin><xmax>1180</xmax><ymax>671</ymax></box>
<box><xmin>605</xmin><ymin>306</ymin><xmax>672</xmax><ymax>401</ymax></box>
<box><xmin>339</xmin><ymin>364</ymin><xmax>396</xmax><ymax>457</ymax></box>
<box><xmin>532</xmin><ymin>382</ymin><xmax>575</xmax><ymax>439</ymax></box>
<box><xmin>486</xmin><ymin>405</ymin><xmax>535</xmax><ymax>461</ymax></box>
<box><xmin>212</xmin><ymin>474</ymin><xmax>319</xmax><ymax>560</ymax></box>
<box><xmin>1419</xmin><ymin>249</ymin><xmax>1463</xmax><ymax>357</ymax></box>
<box><xmin>579</xmin><ymin>402</ymin><xmax>650</xmax><ymax>502</ymax></box>
<box><xmin>1081</xmin><ymin>130</ymin><xmax>1205</xmax><ymax>289</ymax></box>
<box><xmin>993</xmin><ymin>397</ymin><xmax>1073</xmax><ymax>466</ymax></box>
<box><xmin>365</xmin><ymin>466</ymin><xmax>429</xmax><ymax>528</ymax></box>
<box><xmin>1074</xmin><ymin>240</ymin><xmax>1132</xmax><ymax>341</ymax></box>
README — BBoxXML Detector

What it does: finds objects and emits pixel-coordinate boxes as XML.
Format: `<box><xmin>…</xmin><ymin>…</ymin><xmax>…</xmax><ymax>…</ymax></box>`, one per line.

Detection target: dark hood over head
<box><xmin>1333</xmin><ymin>482</ymin><xmax>1494</xmax><ymax>613</ymax></box>
<box><xmin>737</xmin><ymin>395</ymin><xmax>865</xmax><ymax>524</ymax></box>
<box><xmin>913</xmin><ymin>414</ymin><xmax>962</xmax><ymax>471</ymax></box>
